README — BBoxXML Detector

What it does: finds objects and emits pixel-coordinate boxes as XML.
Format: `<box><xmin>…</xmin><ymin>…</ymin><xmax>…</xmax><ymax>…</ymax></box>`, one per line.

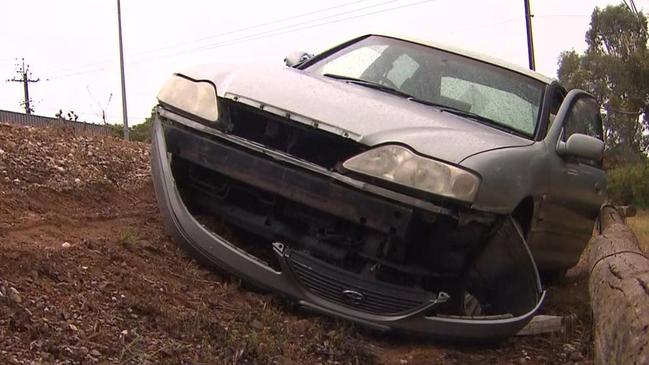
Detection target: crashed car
<box><xmin>151</xmin><ymin>34</ymin><xmax>606</xmax><ymax>340</ymax></box>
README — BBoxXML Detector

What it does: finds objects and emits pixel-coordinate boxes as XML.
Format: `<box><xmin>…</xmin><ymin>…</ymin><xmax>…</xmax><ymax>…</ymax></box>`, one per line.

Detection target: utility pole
<box><xmin>116</xmin><ymin>0</ymin><xmax>129</xmax><ymax>140</ymax></box>
<box><xmin>524</xmin><ymin>0</ymin><xmax>536</xmax><ymax>71</ymax></box>
<box><xmin>7</xmin><ymin>58</ymin><xmax>40</xmax><ymax>114</ymax></box>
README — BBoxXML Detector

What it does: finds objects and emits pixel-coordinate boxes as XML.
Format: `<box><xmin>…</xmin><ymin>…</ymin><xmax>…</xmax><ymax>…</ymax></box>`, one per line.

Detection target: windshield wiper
<box><xmin>322</xmin><ymin>73</ymin><xmax>413</xmax><ymax>98</ymax></box>
<box><xmin>436</xmin><ymin>107</ymin><xmax>529</xmax><ymax>137</ymax></box>
<box><xmin>322</xmin><ymin>73</ymin><xmax>527</xmax><ymax>137</ymax></box>
<box><xmin>324</xmin><ymin>74</ymin><xmax>453</xmax><ymax>109</ymax></box>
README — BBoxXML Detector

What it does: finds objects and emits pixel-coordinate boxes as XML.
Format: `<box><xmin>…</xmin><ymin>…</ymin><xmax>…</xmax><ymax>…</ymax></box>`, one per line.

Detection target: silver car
<box><xmin>151</xmin><ymin>34</ymin><xmax>606</xmax><ymax>340</ymax></box>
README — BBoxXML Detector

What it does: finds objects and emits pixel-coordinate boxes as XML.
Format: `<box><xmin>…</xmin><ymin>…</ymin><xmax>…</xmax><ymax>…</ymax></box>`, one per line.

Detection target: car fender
<box><xmin>460</xmin><ymin>142</ymin><xmax>550</xmax><ymax>214</ymax></box>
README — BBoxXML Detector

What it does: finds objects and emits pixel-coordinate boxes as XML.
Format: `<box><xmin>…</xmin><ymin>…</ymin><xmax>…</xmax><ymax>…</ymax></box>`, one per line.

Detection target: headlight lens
<box><xmin>157</xmin><ymin>75</ymin><xmax>218</xmax><ymax>121</ymax></box>
<box><xmin>343</xmin><ymin>145</ymin><xmax>480</xmax><ymax>202</ymax></box>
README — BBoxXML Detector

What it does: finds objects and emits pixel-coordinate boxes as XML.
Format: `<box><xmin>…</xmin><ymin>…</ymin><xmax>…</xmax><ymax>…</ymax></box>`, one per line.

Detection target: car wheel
<box><xmin>540</xmin><ymin>269</ymin><xmax>568</xmax><ymax>284</ymax></box>
<box><xmin>464</xmin><ymin>216</ymin><xmax>542</xmax><ymax>318</ymax></box>
<box><xmin>463</xmin><ymin>291</ymin><xmax>483</xmax><ymax>316</ymax></box>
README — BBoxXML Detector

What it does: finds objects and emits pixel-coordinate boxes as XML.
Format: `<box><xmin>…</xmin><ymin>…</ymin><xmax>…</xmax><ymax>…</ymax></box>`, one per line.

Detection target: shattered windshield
<box><xmin>306</xmin><ymin>36</ymin><xmax>546</xmax><ymax>137</ymax></box>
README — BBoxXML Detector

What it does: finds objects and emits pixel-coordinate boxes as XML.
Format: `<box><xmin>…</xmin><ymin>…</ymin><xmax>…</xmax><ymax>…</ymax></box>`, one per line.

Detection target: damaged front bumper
<box><xmin>151</xmin><ymin>110</ymin><xmax>545</xmax><ymax>341</ymax></box>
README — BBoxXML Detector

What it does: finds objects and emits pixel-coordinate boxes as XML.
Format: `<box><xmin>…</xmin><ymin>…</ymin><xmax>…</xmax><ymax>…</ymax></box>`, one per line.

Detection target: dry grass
<box><xmin>627</xmin><ymin>209</ymin><xmax>649</xmax><ymax>253</ymax></box>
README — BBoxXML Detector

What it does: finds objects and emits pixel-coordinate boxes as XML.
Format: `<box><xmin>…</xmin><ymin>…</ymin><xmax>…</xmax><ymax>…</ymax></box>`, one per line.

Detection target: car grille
<box><xmin>287</xmin><ymin>250</ymin><xmax>433</xmax><ymax>315</ymax></box>
<box><xmin>221</xmin><ymin>100</ymin><xmax>366</xmax><ymax>169</ymax></box>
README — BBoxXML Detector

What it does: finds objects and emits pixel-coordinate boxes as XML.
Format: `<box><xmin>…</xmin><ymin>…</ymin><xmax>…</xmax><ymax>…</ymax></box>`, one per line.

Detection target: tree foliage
<box><xmin>109</xmin><ymin>108</ymin><xmax>155</xmax><ymax>142</ymax></box>
<box><xmin>558</xmin><ymin>3</ymin><xmax>649</xmax><ymax>166</ymax></box>
<box><xmin>608</xmin><ymin>161</ymin><xmax>649</xmax><ymax>207</ymax></box>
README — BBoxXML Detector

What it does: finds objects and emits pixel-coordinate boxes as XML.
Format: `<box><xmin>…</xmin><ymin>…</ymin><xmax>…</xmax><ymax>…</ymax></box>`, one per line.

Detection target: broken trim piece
<box><xmin>223</xmin><ymin>92</ymin><xmax>362</xmax><ymax>141</ymax></box>
<box><xmin>158</xmin><ymin>107</ymin><xmax>455</xmax><ymax>217</ymax></box>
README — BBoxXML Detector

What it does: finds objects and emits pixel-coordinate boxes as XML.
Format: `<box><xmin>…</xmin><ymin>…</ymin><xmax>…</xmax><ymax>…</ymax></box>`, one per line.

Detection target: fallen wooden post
<box><xmin>588</xmin><ymin>205</ymin><xmax>649</xmax><ymax>365</ymax></box>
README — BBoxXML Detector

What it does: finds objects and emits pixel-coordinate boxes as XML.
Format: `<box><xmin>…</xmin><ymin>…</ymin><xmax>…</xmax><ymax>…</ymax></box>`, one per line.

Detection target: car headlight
<box><xmin>343</xmin><ymin>145</ymin><xmax>480</xmax><ymax>202</ymax></box>
<box><xmin>157</xmin><ymin>74</ymin><xmax>218</xmax><ymax>121</ymax></box>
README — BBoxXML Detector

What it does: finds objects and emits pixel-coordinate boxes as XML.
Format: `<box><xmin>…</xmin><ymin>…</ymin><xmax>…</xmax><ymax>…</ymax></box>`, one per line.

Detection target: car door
<box><xmin>530</xmin><ymin>90</ymin><xmax>607</xmax><ymax>271</ymax></box>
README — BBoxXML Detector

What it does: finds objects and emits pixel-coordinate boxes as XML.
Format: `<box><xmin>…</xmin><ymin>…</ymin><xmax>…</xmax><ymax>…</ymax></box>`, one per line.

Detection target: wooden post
<box><xmin>588</xmin><ymin>205</ymin><xmax>649</xmax><ymax>365</ymax></box>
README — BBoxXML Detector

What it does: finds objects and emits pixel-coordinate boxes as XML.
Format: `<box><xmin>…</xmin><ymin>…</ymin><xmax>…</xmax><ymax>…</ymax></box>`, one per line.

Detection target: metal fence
<box><xmin>0</xmin><ymin>109</ymin><xmax>114</xmax><ymax>136</ymax></box>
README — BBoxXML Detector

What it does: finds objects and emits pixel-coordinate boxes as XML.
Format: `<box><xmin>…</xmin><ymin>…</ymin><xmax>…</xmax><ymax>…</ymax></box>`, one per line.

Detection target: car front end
<box><xmin>151</xmin><ymin>35</ymin><xmax>547</xmax><ymax>340</ymax></box>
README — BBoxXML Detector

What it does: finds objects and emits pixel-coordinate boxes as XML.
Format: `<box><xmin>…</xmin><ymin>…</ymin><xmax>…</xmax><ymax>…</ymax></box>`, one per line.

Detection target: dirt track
<box><xmin>0</xmin><ymin>124</ymin><xmax>594</xmax><ymax>364</ymax></box>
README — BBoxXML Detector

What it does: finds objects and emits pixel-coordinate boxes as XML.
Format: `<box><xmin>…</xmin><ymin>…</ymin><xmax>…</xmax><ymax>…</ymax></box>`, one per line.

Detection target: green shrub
<box><xmin>108</xmin><ymin>108</ymin><xmax>154</xmax><ymax>142</ymax></box>
<box><xmin>128</xmin><ymin>116</ymin><xmax>153</xmax><ymax>143</ymax></box>
<box><xmin>608</xmin><ymin>162</ymin><xmax>649</xmax><ymax>208</ymax></box>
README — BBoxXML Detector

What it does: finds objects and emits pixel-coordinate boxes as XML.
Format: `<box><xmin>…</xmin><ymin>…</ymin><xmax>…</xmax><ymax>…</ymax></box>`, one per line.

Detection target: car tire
<box><xmin>540</xmin><ymin>269</ymin><xmax>568</xmax><ymax>284</ymax></box>
<box><xmin>465</xmin><ymin>216</ymin><xmax>542</xmax><ymax>318</ymax></box>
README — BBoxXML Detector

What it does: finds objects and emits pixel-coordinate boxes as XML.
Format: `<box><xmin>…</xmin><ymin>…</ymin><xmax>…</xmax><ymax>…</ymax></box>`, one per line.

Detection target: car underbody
<box><xmin>151</xmin><ymin>101</ymin><xmax>544</xmax><ymax>341</ymax></box>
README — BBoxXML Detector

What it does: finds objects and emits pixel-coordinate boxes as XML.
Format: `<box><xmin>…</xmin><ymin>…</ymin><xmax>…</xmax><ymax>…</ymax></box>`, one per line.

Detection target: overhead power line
<box><xmin>49</xmin><ymin>0</ymin><xmax>435</xmax><ymax>80</ymax></box>
<box><xmin>139</xmin><ymin>0</ymin><xmax>379</xmax><ymax>57</ymax></box>
<box><xmin>47</xmin><ymin>0</ymin><xmax>384</xmax><ymax>79</ymax></box>
<box><xmin>130</xmin><ymin>0</ymin><xmax>437</xmax><ymax>65</ymax></box>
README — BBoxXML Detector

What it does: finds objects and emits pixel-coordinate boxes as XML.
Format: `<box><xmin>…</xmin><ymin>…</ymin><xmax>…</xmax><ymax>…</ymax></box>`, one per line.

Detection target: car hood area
<box><xmin>181</xmin><ymin>64</ymin><xmax>534</xmax><ymax>164</ymax></box>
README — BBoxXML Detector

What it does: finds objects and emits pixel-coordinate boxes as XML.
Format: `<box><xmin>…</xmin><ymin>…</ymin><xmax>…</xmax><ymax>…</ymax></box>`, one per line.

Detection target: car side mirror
<box><xmin>284</xmin><ymin>51</ymin><xmax>313</xmax><ymax>67</ymax></box>
<box><xmin>557</xmin><ymin>133</ymin><xmax>604</xmax><ymax>162</ymax></box>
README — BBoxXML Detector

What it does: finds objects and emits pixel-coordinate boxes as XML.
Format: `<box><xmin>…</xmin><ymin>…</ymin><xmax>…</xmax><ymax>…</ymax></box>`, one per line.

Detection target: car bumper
<box><xmin>151</xmin><ymin>112</ymin><xmax>544</xmax><ymax>341</ymax></box>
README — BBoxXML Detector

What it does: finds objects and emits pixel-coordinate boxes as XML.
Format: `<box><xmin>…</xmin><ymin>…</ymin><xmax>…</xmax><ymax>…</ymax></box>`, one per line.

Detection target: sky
<box><xmin>1</xmin><ymin>0</ymin><xmax>647</xmax><ymax>125</ymax></box>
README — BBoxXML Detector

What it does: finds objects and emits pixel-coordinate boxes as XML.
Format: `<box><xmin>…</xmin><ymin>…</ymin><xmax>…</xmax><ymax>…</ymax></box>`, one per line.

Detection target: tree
<box><xmin>109</xmin><ymin>107</ymin><xmax>155</xmax><ymax>142</ymax></box>
<box><xmin>558</xmin><ymin>3</ymin><xmax>649</xmax><ymax>166</ymax></box>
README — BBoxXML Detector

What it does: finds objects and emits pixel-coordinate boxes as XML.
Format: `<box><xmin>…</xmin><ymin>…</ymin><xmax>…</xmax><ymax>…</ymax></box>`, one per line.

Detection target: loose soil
<box><xmin>0</xmin><ymin>123</ymin><xmax>593</xmax><ymax>364</ymax></box>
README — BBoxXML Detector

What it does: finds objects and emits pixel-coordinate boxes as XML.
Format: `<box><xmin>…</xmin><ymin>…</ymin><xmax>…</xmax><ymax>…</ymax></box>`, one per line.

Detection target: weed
<box><xmin>627</xmin><ymin>210</ymin><xmax>649</xmax><ymax>253</ymax></box>
<box><xmin>120</xmin><ymin>228</ymin><xmax>139</xmax><ymax>248</ymax></box>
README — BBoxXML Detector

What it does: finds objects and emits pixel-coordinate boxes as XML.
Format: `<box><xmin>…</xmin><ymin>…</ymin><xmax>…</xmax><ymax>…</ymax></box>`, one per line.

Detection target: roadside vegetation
<box><xmin>627</xmin><ymin>210</ymin><xmax>649</xmax><ymax>253</ymax></box>
<box><xmin>109</xmin><ymin>108</ymin><xmax>154</xmax><ymax>142</ymax></box>
<box><xmin>608</xmin><ymin>162</ymin><xmax>649</xmax><ymax>208</ymax></box>
<box><xmin>557</xmin><ymin>3</ymin><xmax>649</xmax><ymax>209</ymax></box>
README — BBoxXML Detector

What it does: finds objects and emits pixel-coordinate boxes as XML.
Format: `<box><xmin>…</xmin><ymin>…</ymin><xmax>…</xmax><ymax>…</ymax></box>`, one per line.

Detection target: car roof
<box><xmin>369</xmin><ymin>34</ymin><xmax>554</xmax><ymax>85</ymax></box>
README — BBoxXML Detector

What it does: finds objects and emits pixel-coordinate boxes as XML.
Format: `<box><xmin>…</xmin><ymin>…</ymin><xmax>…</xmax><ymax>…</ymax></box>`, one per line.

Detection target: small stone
<box><xmin>8</xmin><ymin>287</ymin><xmax>21</xmax><ymax>303</ymax></box>
<box><xmin>563</xmin><ymin>343</ymin><xmax>577</xmax><ymax>353</ymax></box>
<box><xmin>0</xmin><ymin>148</ymin><xmax>4</xmax><ymax>154</ymax></box>
<box><xmin>569</xmin><ymin>351</ymin><xmax>583</xmax><ymax>362</ymax></box>
<box><xmin>74</xmin><ymin>178</ymin><xmax>81</xmax><ymax>184</ymax></box>
<box><xmin>90</xmin><ymin>349</ymin><xmax>101</xmax><ymax>357</ymax></box>
<box><xmin>69</xmin><ymin>323</ymin><xmax>78</xmax><ymax>331</ymax></box>
<box><xmin>62</xmin><ymin>242</ymin><xmax>71</xmax><ymax>249</ymax></box>
<box><xmin>12</xmin><ymin>178</ymin><xmax>20</xmax><ymax>185</ymax></box>
<box><xmin>399</xmin><ymin>360</ymin><xmax>408</xmax><ymax>365</ymax></box>
<box><xmin>250</xmin><ymin>319</ymin><xmax>263</xmax><ymax>330</ymax></box>
<box><xmin>56</xmin><ymin>166</ymin><xmax>65</xmax><ymax>172</ymax></box>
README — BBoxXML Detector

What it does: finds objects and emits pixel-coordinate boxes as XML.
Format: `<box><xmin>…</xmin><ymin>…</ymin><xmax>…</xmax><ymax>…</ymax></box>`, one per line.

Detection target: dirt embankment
<box><xmin>0</xmin><ymin>123</ymin><xmax>593</xmax><ymax>364</ymax></box>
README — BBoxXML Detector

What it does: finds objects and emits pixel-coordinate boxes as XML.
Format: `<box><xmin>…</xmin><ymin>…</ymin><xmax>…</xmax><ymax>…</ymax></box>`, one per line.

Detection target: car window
<box><xmin>386</xmin><ymin>54</ymin><xmax>420</xmax><ymax>87</ymax></box>
<box><xmin>547</xmin><ymin>93</ymin><xmax>562</xmax><ymax>131</ymax></box>
<box><xmin>541</xmin><ymin>87</ymin><xmax>565</xmax><ymax>138</ymax></box>
<box><xmin>307</xmin><ymin>36</ymin><xmax>546</xmax><ymax>138</ymax></box>
<box><xmin>562</xmin><ymin>97</ymin><xmax>603</xmax><ymax>141</ymax></box>
<box><xmin>441</xmin><ymin>77</ymin><xmax>538</xmax><ymax>135</ymax></box>
<box><xmin>318</xmin><ymin>45</ymin><xmax>387</xmax><ymax>79</ymax></box>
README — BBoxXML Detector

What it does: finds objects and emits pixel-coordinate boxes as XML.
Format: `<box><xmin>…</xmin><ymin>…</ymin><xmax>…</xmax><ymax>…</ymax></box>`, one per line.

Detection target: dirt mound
<box><xmin>0</xmin><ymin>123</ymin><xmax>593</xmax><ymax>364</ymax></box>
